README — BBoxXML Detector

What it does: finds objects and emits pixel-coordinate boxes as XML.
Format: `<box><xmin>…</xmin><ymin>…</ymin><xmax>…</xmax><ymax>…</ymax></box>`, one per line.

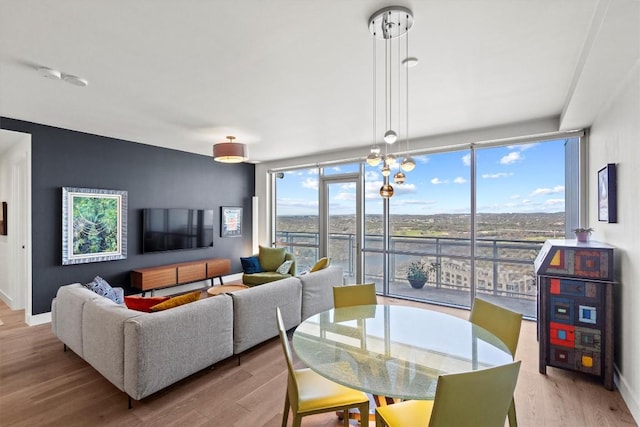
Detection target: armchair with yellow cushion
<box><xmin>241</xmin><ymin>245</ymin><xmax>296</xmax><ymax>287</ymax></box>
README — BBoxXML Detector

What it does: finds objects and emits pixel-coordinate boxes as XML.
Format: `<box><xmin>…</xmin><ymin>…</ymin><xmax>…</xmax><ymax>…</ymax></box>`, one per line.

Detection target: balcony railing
<box><xmin>276</xmin><ymin>231</ymin><xmax>543</xmax><ymax>319</ymax></box>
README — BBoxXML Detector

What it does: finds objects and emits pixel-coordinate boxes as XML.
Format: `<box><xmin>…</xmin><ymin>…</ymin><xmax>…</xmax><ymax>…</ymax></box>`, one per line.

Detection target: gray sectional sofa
<box><xmin>51</xmin><ymin>265</ymin><xmax>343</xmax><ymax>404</ymax></box>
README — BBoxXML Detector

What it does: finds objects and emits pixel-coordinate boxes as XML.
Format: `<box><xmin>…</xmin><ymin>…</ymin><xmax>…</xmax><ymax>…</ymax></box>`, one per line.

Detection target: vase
<box><xmin>408</xmin><ymin>279</ymin><xmax>427</xmax><ymax>289</ymax></box>
<box><xmin>575</xmin><ymin>231</ymin><xmax>590</xmax><ymax>243</ymax></box>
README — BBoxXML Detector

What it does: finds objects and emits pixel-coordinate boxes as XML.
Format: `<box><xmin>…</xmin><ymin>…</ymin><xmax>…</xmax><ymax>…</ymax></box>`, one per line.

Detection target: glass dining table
<box><xmin>292</xmin><ymin>304</ymin><xmax>512</xmax><ymax>400</ymax></box>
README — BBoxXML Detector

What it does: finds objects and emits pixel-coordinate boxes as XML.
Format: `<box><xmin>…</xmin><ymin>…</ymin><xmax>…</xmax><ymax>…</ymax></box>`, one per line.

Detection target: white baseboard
<box><xmin>27</xmin><ymin>312</ymin><xmax>51</xmax><ymax>326</ymax></box>
<box><xmin>615</xmin><ymin>365</ymin><xmax>640</xmax><ymax>425</ymax></box>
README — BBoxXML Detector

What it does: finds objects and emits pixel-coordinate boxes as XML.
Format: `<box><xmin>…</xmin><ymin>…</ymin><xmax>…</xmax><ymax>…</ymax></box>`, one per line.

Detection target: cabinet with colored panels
<box><xmin>535</xmin><ymin>239</ymin><xmax>616</xmax><ymax>390</ymax></box>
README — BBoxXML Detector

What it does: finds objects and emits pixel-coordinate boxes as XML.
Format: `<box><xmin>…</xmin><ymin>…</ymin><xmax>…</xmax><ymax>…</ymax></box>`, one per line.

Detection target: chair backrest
<box><xmin>276</xmin><ymin>307</ymin><xmax>300</xmax><ymax>410</ymax></box>
<box><xmin>333</xmin><ymin>283</ymin><xmax>377</xmax><ymax>309</ymax></box>
<box><xmin>429</xmin><ymin>361</ymin><xmax>521</xmax><ymax>427</ymax></box>
<box><xmin>469</xmin><ymin>298</ymin><xmax>522</xmax><ymax>357</ymax></box>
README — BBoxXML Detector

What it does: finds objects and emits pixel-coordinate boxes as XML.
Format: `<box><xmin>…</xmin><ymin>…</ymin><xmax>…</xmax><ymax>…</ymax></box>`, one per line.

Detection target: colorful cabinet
<box><xmin>535</xmin><ymin>239</ymin><xmax>616</xmax><ymax>390</ymax></box>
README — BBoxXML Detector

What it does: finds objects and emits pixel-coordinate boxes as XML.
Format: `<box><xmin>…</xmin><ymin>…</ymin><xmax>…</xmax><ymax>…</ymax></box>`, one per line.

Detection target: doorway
<box><xmin>319</xmin><ymin>172</ymin><xmax>363</xmax><ymax>285</ymax></box>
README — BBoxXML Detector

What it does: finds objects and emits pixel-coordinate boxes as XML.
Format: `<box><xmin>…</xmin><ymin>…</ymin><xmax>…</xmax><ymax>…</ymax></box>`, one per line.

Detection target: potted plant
<box><xmin>406</xmin><ymin>259</ymin><xmax>436</xmax><ymax>289</ymax></box>
<box><xmin>573</xmin><ymin>227</ymin><xmax>593</xmax><ymax>243</ymax></box>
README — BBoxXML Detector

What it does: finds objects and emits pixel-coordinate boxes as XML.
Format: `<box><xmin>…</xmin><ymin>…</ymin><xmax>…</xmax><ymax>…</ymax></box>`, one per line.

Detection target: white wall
<box><xmin>588</xmin><ymin>62</ymin><xmax>640</xmax><ymax>422</ymax></box>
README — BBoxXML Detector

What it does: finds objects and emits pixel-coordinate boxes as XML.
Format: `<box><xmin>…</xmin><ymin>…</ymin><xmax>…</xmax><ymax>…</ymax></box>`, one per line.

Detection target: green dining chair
<box><xmin>333</xmin><ymin>283</ymin><xmax>377</xmax><ymax>308</ymax></box>
<box><xmin>469</xmin><ymin>298</ymin><xmax>523</xmax><ymax>427</ymax></box>
<box><xmin>375</xmin><ymin>361</ymin><xmax>521</xmax><ymax>427</ymax></box>
<box><xmin>276</xmin><ymin>307</ymin><xmax>369</xmax><ymax>427</ymax></box>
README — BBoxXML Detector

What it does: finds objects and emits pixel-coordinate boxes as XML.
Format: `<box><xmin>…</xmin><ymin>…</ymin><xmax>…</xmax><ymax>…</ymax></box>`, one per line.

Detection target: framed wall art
<box><xmin>0</xmin><ymin>201</ymin><xmax>6</xmax><ymax>235</ymax></box>
<box><xmin>221</xmin><ymin>206</ymin><xmax>243</xmax><ymax>237</ymax></box>
<box><xmin>598</xmin><ymin>163</ymin><xmax>617</xmax><ymax>223</ymax></box>
<box><xmin>62</xmin><ymin>187</ymin><xmax>128</xmax><ymax>265</ymax></box>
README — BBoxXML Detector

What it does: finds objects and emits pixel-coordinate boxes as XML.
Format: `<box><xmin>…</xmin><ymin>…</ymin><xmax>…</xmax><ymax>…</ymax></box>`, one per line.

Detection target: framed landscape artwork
<box><xmin>221</xmin><ymin>206</ymin><xmax>242</xmax><ymax>237</ymax></box>
<box><xmin>62</xmin><ymin>187</ymin><xmax>128</xmax><ymax>265</ymax></box>
<box><xmin>598</xmin><ymin>163</ymin><xmax>617</xmax><ymax>223</ymax></box>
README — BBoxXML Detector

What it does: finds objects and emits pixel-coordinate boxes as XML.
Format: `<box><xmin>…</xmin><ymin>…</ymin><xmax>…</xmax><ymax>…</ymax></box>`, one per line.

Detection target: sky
<box><xmin>276</xmin><ymin>138</ymin><xmax>567</xmax><ymax>216</ymax></box>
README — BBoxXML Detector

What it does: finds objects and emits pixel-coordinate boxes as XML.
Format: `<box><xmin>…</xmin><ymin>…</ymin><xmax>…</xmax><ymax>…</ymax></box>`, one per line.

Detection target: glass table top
<box><xmin>292</xmin><ymin>304</ymin><xmax>512</xmax><ymax>400</ymax></box>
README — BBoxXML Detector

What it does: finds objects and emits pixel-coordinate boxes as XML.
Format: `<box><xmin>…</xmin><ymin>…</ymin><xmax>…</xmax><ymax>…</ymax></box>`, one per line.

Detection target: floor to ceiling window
<box><xmin>271</xmin><ymin>133</ymin><xmax>583</xmax><ymax>319</ymax></box>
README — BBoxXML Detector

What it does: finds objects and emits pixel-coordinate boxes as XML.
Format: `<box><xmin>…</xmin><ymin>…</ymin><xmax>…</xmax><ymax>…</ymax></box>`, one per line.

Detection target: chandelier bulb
<box><xmin>401</xmin><ymin>157</ymin><xmax>416</xmax><ymax>172</ymax></box>
<box><xmin>380</xmin><ymin>184</ymin><xmax>394</xmax><ymax>198</ymax></box>
<box><xmin>381</xmin><ymin>164</ymin><xmax>391</xmax><ymax>177</ymax></box>
<box><xmin>384</xmin><ymin>129</ymin><xmax>398</xmax><ymax>144</ymax></box>
<box><xmin>370</xmin><ymin>145</ymin><xmax>381</xmax><ymax>155</ymax></box>
<box><xmin>393</xmin><ymin>171</ymin><xmax>406</xmax><ymax>184</ymax></box>
<box><xmin>366</xmin><ymin>152</ymin><xmax>382</xmax><ymax>167</ymax></box>
<box><xmin>385</xmin><ymin>153</ymin><xmax>397</xmax><ymax>166</ymax></box>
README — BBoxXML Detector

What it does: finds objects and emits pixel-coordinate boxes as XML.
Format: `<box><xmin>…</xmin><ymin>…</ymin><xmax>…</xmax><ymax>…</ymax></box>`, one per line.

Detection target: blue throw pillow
<box><xmin>84</xmin><ymin>276</ymin><xmax>123</xmax><ymax>304</ymax></box>
<box><xmin>241</xmin><ymin>256</ymin><xmax>262</xmax><ymax>274</ymax></box>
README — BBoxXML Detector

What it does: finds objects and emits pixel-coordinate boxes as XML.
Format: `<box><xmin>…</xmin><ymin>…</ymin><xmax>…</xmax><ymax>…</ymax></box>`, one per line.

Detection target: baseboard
<box><xmin>27</xmin><ymin>312</ymin><xmax>51</xmax><ymax>326</ymax></box>
<box><xmin>615</xmin><ymin>365</ymin><xmax>640</xmax><ymax>424</ymax></box>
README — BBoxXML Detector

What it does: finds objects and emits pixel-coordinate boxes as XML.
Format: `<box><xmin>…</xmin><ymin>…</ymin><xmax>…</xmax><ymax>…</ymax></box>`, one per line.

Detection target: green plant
<box><xmin>572</xmin><ymin>227</ymin><xmax>593</xmax><ymax>234</ymax></box>
<box><xmin>407</xmin><ymin>260</ymin><xmax>436</xmax><ymax>281</ymax></box>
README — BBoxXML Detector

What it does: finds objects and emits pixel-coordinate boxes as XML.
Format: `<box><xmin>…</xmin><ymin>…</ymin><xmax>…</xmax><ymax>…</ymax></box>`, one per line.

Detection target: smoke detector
<box><xmin>62</xmin><ymin>74</ymin><xmax>89</xmax><ymax>87</ymax></box>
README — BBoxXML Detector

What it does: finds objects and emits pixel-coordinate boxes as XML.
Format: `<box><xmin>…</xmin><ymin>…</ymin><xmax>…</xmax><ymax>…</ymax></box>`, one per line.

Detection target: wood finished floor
<box><xmin>0</xmin><ymin>298</ymin><xmax>636</xmax><ymax>427</ymax></box>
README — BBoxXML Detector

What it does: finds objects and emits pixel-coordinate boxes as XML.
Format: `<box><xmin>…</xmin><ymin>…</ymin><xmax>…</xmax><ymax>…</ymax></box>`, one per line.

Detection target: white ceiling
<box><xmin>0</xmin><ymin>1</ymin><xmax>634</xmax><ymax>163</ymax></box>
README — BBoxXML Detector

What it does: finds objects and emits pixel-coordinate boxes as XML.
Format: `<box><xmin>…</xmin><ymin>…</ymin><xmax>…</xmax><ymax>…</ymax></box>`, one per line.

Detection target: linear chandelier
<box><xmin>366</xmin><ymin>6</ymin><xmax>415</xmax><ymax>198</ymax></box>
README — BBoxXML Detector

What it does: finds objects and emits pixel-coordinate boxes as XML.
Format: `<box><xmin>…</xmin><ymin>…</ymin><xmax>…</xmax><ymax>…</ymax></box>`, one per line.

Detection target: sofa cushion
<box><xmin>124</xmin><ymin>295</ymin><xmax>234</xmax><ymax>400</ymax></box>
<box><xmin>231</xmin><ymin>277</ymin><xmax>302</xmax><ymax>354</ymax></box>
<box><xmin>243</xmin><ymin>271</ymin><xmax>292</xmax><ymax>287</ymax></box>
<box><xmin>125</xmin><ymin>296</ymin><xmax>170</xmax><ymax>313</ymax></box>
<box><xmin>241</xmin><ymin>256</ymin><xmax>262</xmax><ymax>274</ymax></box>
<box><xmin>310</xmin><ymin>257</ymin><xmax>331</xmax><ymax>272</ymax></box>
<box><xmin>84</xmin><ymin>276</ymin><xmax>123</xmax><ymax>304</ymax></box>
<box><xmin>258</xmin><ymin>245</ymin><xmax>286</xmax><ymax>272</ymax></box>
<box><xmin>52</xmin><ymin>283</ymin><xmax>101</xmax><ymax>357</ymax></box>
<box><xmin>300</xmin><ymin>265</ymin><xmax>344</xmax><ymax>320</ymax></box>
<box><xmin>149</xmin><ymin>291</ymin><xmax>200</xmax><ymax>312</ymax></box>
<box><xmin>276</xmin><ymin>260</ymin><xmax>294</xmax><ymax>274</ymax></box>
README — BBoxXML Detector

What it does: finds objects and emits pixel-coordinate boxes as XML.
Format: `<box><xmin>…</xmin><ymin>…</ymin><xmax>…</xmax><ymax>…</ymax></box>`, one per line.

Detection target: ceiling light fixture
<box><xmin>213</xmin><ymin>135</ymin><xmax>248</xmax><ymax>163</ymax></box>
<box><xmin>367</xmin><ymin>6</ymin><xmax>414</xmax><ymax>198</ymax></box>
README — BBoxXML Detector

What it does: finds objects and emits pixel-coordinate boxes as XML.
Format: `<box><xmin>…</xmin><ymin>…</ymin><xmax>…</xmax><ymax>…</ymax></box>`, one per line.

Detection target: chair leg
<box><xmin>508</xmin><ymin>397</ymin><xmax>517</xmax><ymax>427</ymax></box>
<box><xmin>281</xmin><ymin>394</ymin><xmax>290</xmax><ymax>427</ymax></box>
<box><xmin>359</xmin><ymin>402</ymin><xmax>370</xmax><ymax>427</ymax></box>
<box><xmin>292</xmin><ymin>414</ymin><xmax>302</xmax><ymax>427</ymax></box>
<box><xmin>375</xmin><ymin>411</ymin><xmax>386</xmax><ymax>427</ymax></box>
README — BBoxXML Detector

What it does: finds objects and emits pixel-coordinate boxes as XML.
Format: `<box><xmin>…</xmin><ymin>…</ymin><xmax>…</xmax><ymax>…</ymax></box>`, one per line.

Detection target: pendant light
<box><xmin>367</xmin><ymin>6</ymin><xmax>414</xmax><ymax>198</ymax></box>
<box><xmin>213</xmin><ymin>136</ymin><xmax>248</xmax><ymax>163</ymax></box>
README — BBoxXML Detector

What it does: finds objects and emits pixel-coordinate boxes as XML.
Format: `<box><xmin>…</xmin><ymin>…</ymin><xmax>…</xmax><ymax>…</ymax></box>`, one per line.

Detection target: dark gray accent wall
<box><xmin>1</xmin><ymin>117</ymin><xmax>255</xmax><ymax>315</ymax></box>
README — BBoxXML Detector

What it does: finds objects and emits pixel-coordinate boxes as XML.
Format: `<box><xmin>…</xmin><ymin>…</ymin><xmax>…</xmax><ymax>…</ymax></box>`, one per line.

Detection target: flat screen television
<box><xmin>142</xmin><ymin>208</ymin><xmax>214</xmax><ymax>253</ymax></box>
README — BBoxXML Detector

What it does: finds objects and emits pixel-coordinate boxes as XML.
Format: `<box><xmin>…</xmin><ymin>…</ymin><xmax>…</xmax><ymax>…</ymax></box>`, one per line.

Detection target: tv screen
<box><xmin>143</xmin><ymin>208</ymin><xmax>214</xmax><ymax>253</ymax></box>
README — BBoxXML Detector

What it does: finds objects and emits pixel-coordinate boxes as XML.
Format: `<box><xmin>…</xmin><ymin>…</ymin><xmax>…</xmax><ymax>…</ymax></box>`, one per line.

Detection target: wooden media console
<box><xmin>131</xmin><ymin>258</ymin><xmax>231</xmax><ymax>294</ymax></box>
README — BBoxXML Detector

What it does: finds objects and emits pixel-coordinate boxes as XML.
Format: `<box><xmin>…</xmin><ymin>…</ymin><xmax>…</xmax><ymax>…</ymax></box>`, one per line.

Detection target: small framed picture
<box><xmin>221</xmin><ymin>206</ymin><xmax>243</xmax><ymax>237</ymax></box>
<box><xmin>598</xmin><ymin>164</ymin><xmax>617</xmax><ymax>223</ymax></box>
<box><xmin>0</xmin><ymin>201</ymin><xmax>7</xmax><ymax>235</ymax></box>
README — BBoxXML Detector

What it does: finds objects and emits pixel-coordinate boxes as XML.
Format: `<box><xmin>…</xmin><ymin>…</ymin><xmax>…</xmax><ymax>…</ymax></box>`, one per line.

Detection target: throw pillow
<box><xmin>124</xmin><ymin>296</ymin><xmax>170</xmax><ymax>313</ymax></box>
<box><xmin>276</xmin><ymin>260</ymin><xmax>294</xmax><ymax>275</ymax></box>
<box><xmin>258</xmin><ymin>245</ymin><xmax>286</xmax><ymax>272</ymax></box>
<box><xmin>84</xmin><ymin>276</ymin><xmax>123</xmax><ymax>304</ymax></box>
<box><xmin>149</xmin><ymin>291</ymin><xmax>201</xmax><ymax>312</ymax></box>
<box><xmin>241</xmin><ymin>256</ymin><xmax>262</xmax><ymax>274</ymax></box>
<box><xmin>310</xmin><ymin>257</ymin><xmax>331</xmax><ymax>272</ymax></box>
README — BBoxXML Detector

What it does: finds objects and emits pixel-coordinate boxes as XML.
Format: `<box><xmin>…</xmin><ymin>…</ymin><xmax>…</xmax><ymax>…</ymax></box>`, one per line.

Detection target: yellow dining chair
<box><xmin>469</xmin><ymin>297</ymin><xmax>523</xmax><ymax>427</ymax></box>
<box><xmin>375</xmin><ymin>361</ymin><xmax>521</xmax><ymax>427</ymax></box>
<box><xmin>276</xmin><ymin>307</ymin><xmax>369</xmax><ymax>427</ymax></box>
<box><xmin>333</xmin><ymin>283</ymin><xmax>377</xmax><ymax>308</ymax></box>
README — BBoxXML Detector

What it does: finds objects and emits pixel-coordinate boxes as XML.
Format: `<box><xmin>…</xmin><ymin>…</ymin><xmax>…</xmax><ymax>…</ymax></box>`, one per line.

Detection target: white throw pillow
<box><xmin>276</xmin><ymin>260</ymin><xmax>293</xmax><ymax>274</ymax></box>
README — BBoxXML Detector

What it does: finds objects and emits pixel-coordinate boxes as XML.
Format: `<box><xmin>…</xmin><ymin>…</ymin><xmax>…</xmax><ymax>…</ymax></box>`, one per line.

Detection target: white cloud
<box><xmin>530</xmin><ymin>185</ymin><xmax>564</xmax><ymax>196</ymax></box>
<box><xmin>510</xmin><ymin>194</ymin><xmax>521</xmax><ymax>199</ymax></box>
<box><xmin>334</xmin><ymin>191</ymin><xmax>355</xmax><ymax>201</ymax></box>
<box><xmin>301</xmin><ymin>177</ymin><xmax>318</xmax><ymax>190</ymax></box>
<box><xmin>544</xmin><ymin>198</ymin><xmax>565</xmax><ymax>206</ymax></box>
<box><xmin>416</xmin><ymin>155</ymin><xmax>430</xmax><ymax>164</ymax></box>
<box><xmin>481</xmin><ymin>172</ymin><xmax>512</xmax><ymax>179</ymax></box>
<box><xmin>431</xmin><ymin>177</ymin><xmax>448</xmax><ymax>185</ymax></box>
<box><xmin>462</xmin><ymin>153</ymin><xmax>471</xmax><ymax>166</ymax></box>
<box><xmin>453</xmin><ymin>176</ymin><xmax>467</xmax><ymax>184</ymax></box>
<box><xmin>500</xmin><ymin>151</ymin><xmax>522</xmax><ymax>164</ymax></box>
<box><xmin>507</xmin><ymin>143</ymin><xmax>538</xmax><ymax>151</ymax></box>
